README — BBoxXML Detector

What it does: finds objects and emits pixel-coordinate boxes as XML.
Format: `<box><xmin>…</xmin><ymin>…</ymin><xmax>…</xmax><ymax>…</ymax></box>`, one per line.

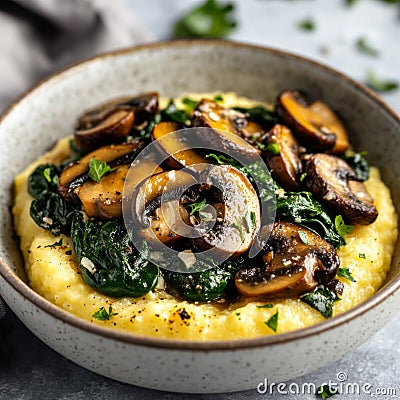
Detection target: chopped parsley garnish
<box><xmin>337</xmin><ymin>267</ymin><xmax>356</xmax><ymax>282</ymax></box>
<box><xmin>355</xmin><ymin>37</ymin><xmax>379</xmax><ymax>57</ymax></box>
<box><xmin>359</xmin><ymin>253</ymin><xmax>366</xmax><ymax>259</ymax></box>
<box><xmin>213</xmin><ymin>94</ymin><xmax>224</xmax><ymax>102</ymax></box>
<box><xmin>316</xmin><ymin>384</ymin><xmax>339</xmax><ymax>398</ymax></box>
<box><xmin>298</xmin><ymin>17</ymin><xmax>315</xmax><ymax>31</ymax></box>
<box><xmin>265</xmin><ymin>142</ymin><xmax>280</xmax><ymax>155</ymax></box>
<box><xmin>181</xmin><ymin>97</ymin><xmax>199</xmax><ymax>112</ymax></box>
<box><xmin>174</xmin><ymin>0</ymin><xmax>237</xmax><ymax>39</ymax></box>
<box><xmin>301</xmin><ymin>286</ymin><xmax>340</xmax><ymax>318</ymax></box>
<box><xmin>299</xmin><ymin>172</ymin><xmax>307</xmax><ymax>182</ymax></box>
<box><xmin>231</xmin><ymin>218</ymin><xmax>245</xmax><ymax>242</ymax></box>
<box><xmin>298</xmin><ymin>230</ymin><xmax>311</xmax><ymax>245</ymax></box>
<box><xmin>43</xmin><ymin>167</ymin><xmax>59</xmax><ymax>185</ymax></box>
<box><xmin>257</xmin><ymin>303</ymin><xmax>274</xmax><ymax>309</ymax></box>
<box><xmin>256</xmin><ymin>141</ymin><xmax>267</xmax><ymax>151</ymax></box>
<box><xmin>161</xmin><ymin>99</ymin><xmax>191</xmax><ymax>124</ymax></box>
<box><xmin>244</xmin><ymin>211</ymin><xmax>256</xmax><ymax>233</ymax></box>
<box><xmin>186</xmin><ymin>199</ymin><xmax>208</xmax><ymax>215</ymax></box>
<box><xmin>88</xmin><ymin>159</ymin><xmax>116</xmax><ymax>183</ymax></box>
<box><xmin>335</xmin><ymin>215</ymin><xmax>354</xmax><ymax>238</ymax></box>
<box><xmin>365</xmin><ymin>70</ymin><xmax>399</xmax><ymax>93</ymax></box>
<box><xmin>44</xmin><ymin>238</ymin><xmax>63</xmax><ymax>248</ymax></box>
<box><xmin>92</xmin><ymin>306</ymin><xmax>118</xmax><ymax>321</ymax></box>
<box><xmin>265</xmin><ymin>309</ymin><xmax>279</xmax><ymax>332</ymax></box>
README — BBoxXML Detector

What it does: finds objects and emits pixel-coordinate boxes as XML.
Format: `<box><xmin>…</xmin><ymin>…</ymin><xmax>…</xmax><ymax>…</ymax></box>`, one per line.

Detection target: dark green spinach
<box><xmin>163</xmin><ymin>258</ymin><xmax>242</xmax><ymax>302</ymax></box>
<box><xmin>28</xmin><ymin>164</ymin><xmax>59</xmax><ymax>197</ymax></box>
<box><xmin>161</xmin><ymin>99</ymin><xmax>191</xmax><ymax>125</ymax></box>
<box><xmin>342</xmin><ymin>152</ymin><xmax>370</xmax><ymax>181</ymax></box>
<box><xmin>276</xmin><ymin>191</ymin><xmax>345</xmax><ymax>248</ymax></box>
<box><xmin>71</xmin><ymin>215</ymin><xmax>159</xmax><ymax>298</ymax></box>
<box><xmin>133</xmin><ymin>113</ymin><xmax>162</xmax><ymax>143</ymax></box>
<box><xmin>30</xmin><ymin>191</ymin><xmax>78</xmax><ymax>236</ymax></box>
<box><xmin>232</xmin><ymin>106</ymin><xmax>278</xmax><ymax>131</ymax></box>
<box><xmin>300</xmin><ymin>285</ymin><xmax>340</xmax><ymax>318</ymax></box>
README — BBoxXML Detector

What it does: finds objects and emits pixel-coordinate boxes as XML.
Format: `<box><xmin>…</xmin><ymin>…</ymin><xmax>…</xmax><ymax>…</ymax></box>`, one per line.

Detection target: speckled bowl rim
<box><xmin>1</xmin><ymin>40</ymin><xmax>399</xmax><ymax>351</ymax></box>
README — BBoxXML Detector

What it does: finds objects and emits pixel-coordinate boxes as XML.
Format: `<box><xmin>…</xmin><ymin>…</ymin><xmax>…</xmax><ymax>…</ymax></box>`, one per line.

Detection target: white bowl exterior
<box><xmin>1</xmin><ymin>41</ymin><xmax>399</xmax><ymax>393</ymax></box>
<box><xmin>1</xmin><ymin>276</ymin><xmax>399</xmax><ymax>393</ymax></box>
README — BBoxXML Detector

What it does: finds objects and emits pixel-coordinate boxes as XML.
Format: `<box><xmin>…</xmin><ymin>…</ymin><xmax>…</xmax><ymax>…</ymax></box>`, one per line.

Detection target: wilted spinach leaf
<box><xmin>161</xmin><ymin>99</ymin><xmax>190</xmax><ymax>125</ymax></box>
<box><xmin>133</xmin><ymin>113</ymin><xmax>162</xmax><ymax>144</ymax></box>
<box><xmin>28</xmin><ymin>164</ymin><xmax>59</xmax><ymax>197</ymax></box>
<box><xmin>300</xmin><ymin>285</ymin><xmax>340</xmax><ymax>318</ymax></box>
<box><xmin>163</xmin><ymin>258</ymin><xmax>242</xmax><ymax>302</ymax></box>
<box><xmin>232</xmin><ymin>106</ymin><xmax>278</xmax><ymax>131</ymax></box>
<box><xmin>30</xmin><ymin>191</ymin><xmax>78</xmax><ymax>236</ymax></box>
<box><xmin>342</xmin><ymin>152</ymin><xmax>370</xmax><ymax>181</ymax></box>
<box><xmin>276</xmin><ymin>191</ymin><xmax>345</xmax><ymax>248</ymax></box>
<box><xmin>71</xmin><ymin>215</ymin><xmax>159</xmax><ymax>298</ymax></box>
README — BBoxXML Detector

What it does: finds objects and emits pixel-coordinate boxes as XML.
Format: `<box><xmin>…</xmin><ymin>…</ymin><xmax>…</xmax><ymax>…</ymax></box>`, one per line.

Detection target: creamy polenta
<box><xmin>12</xmin><ymin>93</ymin><xmax>398</xmax><ymax>340</ymax></box>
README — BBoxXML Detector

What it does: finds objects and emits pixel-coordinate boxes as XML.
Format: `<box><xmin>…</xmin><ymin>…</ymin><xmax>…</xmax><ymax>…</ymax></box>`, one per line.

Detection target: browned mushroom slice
<box><xmin>304</xmin><ymin>153</ymin><xmax>378</xmax><ymax>225</ymax></box>
<box><xmin>235</xmin><ymin>222</ymin><xmax>340</xmax><ymax>298</ymax></box>
<box><xmin>276</xmin><ymin>91</ymin><xmax>350</xmax><ymax>154</ymax></box>
<box><xmin>131</xmin><ymin>170</ymin><xmax>196</xmax><ymax>245</ymax></box>
<box><xmin>75</xmin><ymin>164</ymin><xmax>129</xmax><ymax>219</ymax></box>
<box><xmin>75</xmin><ymin>110</ymin><xmax>134</xmax><ymax>152</ymax></box>
<box><xmin>58</xmin><ymin>142</ymin><xmax>141</xmax><ymax>200</ymax></box>
<box><xmin>190</xmin><ymin>164</ymin><xmax>261</xmax><ymax>258</ymax></box>
<box><xmin>151</xmin><ymin>121</ymin><xmax>209</xmax><ymax>169</ymax></box>
<box><xmin>77</xmin><ymin>92</ymin><xmax>159</xmax><ymax>128</ymax></box>
<box><xmin>263</xmin><ymin>124</ymin><xmax>302</xmax><ymax>191</ymax></box>
<box><xmin>119</xmin><ymin>92</ymin><xmax>159</xmax><ymax>126</ymax></box>
<box><xmin>75</xmin><ymin>92</ymin><xmax>159</xmax><ymax>151</ymax></box>
<box><xmin>191</xmin><ymin>99</ymin><xmax>257</xmax><ymax>159</ymax></box>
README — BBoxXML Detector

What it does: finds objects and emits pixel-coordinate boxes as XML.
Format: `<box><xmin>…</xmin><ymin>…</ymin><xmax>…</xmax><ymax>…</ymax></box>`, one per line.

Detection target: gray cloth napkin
<box><xmin>0</xmin><ymin>0</ymin><xmax>152</xmax><ymax>318</ymax></box>
<box><xmin>0</xmin><ymin>0</ymin><xmax>152</xmax><ymax>112</ymax></box>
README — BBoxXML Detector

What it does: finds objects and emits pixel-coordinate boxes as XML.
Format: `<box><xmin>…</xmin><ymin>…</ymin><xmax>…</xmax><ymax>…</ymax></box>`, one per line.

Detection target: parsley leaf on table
<box><xmin>355</xmin><ymin>37</ymin><xmax>379</xmax><ymax>57</ymax></box>
<box><xmin>365</xmin><ymin>70</ymin><xmax>399</xmax><ymax>93</ymax></box>
<box><xmin>174</xmin><ymin>0</ymin><xmax>237</xmax><ymax>39</ymax></box>
<box><xmin>297</xmin><ymin>17</ymin><xmax>315</xmax><ymax>31</ymax></box>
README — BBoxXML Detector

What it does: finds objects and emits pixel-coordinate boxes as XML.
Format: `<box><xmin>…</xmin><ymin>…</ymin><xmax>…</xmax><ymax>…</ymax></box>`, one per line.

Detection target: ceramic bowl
<box><xmin>0</xmin><ymin>40</ymin><xmax>399</xmax><ymax>394</ymax></box>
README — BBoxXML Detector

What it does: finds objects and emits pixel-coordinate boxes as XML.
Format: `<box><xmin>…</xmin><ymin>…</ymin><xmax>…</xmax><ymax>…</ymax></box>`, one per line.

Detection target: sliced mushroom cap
<box><xmin>191</xmin><ymin>99</ymin><xmax>257</xmax><ymax>160</ymax></box>
<box><xmin>263</xmin><ymin>124</ymin><xmax>302</xmax><ymax>191</ymax></box>
<box><xmin>151</xmin><ymin>121</ymin><xmax>209</xmax><ymax>169</ymax></box>
<box><xmin>75</xmin><ymin>164</ymin><xmax>129</xmax><ymax>219</ymax></box>
<box><xmin>304</xmin><ymin>153</ymin><xmax>378</xmax><ymax>225</ymax></box>
<box><xmin>190</xmin><ymin>164</ymin><xmax>261</xmax><ymax>258</ymax></box>
<box><xmin>74</xmin><ymin>92</ymin><xmax>159</xmax><ymax>151</ymax></box>
<box><xmin>75</xmin><ymin>110</ymin><xmax>134</xmax><ymax>152</ymax></box>
<box><xmin>276</xmin><ymin>91</ymin><xmax>350</xmax><ymax>154</ymax></box>
<box><xmin>131</xmin><ymin>170</ymin><xmax>196</xmax><ymax>245</ymax></box>
<box><xmin>118</xmin><ymin>92</ymin><xmax>159</xmax><ymax>126</ymax></box>
<box><xmin>58</xmin><ymin>142</ymin><xmax>142</xmax><ymax>200</ymax></box>
<box><xmin>235</xmin><ymin>222</ymin><xmax>340</xmax><ymax>298</ymax></box>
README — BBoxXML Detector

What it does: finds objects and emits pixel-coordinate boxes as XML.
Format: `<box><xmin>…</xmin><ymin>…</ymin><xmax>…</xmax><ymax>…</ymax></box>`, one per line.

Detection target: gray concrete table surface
<box><xmin>1</xmin><ymin>0</ymin><xmax>399</xmax><ymax>399</ymax></box>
